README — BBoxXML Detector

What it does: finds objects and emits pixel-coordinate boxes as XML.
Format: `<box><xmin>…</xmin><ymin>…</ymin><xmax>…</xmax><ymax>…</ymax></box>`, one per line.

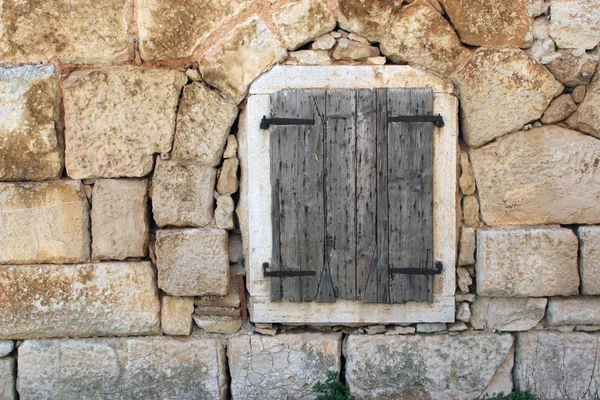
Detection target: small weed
<box><xmin>313</xmin><ymin>371</ymin><xmax>356</xmax><ymax>400</ymax></box>
<box><xmin>479</xmin><ymin>391</ymin><xmax>538</xmax><ymax>400</ymax></box>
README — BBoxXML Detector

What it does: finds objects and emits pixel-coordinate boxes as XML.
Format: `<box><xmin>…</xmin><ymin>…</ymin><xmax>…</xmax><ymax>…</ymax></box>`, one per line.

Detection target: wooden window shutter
<box><xmin>268</xmin><ymin>88</ymin><xmax>435</xmax><ymax>304</ymax></box>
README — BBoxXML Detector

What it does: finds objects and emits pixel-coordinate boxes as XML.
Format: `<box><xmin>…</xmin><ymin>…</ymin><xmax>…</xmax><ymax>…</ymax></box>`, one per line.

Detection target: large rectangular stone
<box><xmin>547</xmin><ymin>297</ymin><xmax>600</xmax><ymax>326</ymax></box>
<box><xmin>228</xmin><ymin>333</ymin><xmax>342</xmax><ymax>400</ymax></box>
<box><xmin>0</xmin><ymin>181</ymin><xmax>90</xmax><ymax>264</ymax></box>
<box><xmin>0</xmin><ymin>262</ymin><xmax>159</xmax><ymax>339</ymax></box>
<box><xmin>476</xmin><ymin>227</ymin><xmax>579</xmax><ymax>297</ymax></box>
<box><xmin>578</xmin><ymin>226</ymin><xmax>600</xmax><ymax>295</ymax></box>
<box><xmin>0</xmin><ymin>358</ymin><xmax>16</xmax><ymax>400</ymax></box>
<box><xmin>18</xmin><ymin>337</ymin><xmax>227</xmax><ymax>400</ymax></box>
<box><xmin>345</xmin><ymin>332</ymin><xmax>514</xmax><ymax>399</ymax></box>
<box><xmin>470</xmin><ymin>297</ymin><xmax>547</xmax><ymax>331</ymax></box>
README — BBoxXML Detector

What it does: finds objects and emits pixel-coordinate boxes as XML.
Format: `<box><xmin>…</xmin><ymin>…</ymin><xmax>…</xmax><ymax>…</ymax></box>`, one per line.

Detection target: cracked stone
<box><xmin>470</xmin><ymin>297</ymin><xmax>547</xmax><ymax>331</ymax></box>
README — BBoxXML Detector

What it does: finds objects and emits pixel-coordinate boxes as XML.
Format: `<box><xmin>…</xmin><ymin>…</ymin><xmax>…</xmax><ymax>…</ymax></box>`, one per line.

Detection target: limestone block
<box><xmin>476</xmin><ymin>228</ymin><xmax>579</xmax><ymax>297</ymax></box>
<box><xmin>156</xmin><ymin>229</ymin><xmax>229</xmax><ymax>297</ymax></box>
<box><xmin>193</xmin><ymin>315</ymin><xmax>242</xmax><ymax>334</ymax></box>
<box><xmin>138</xmin><ymin>0</ymin><xmax>249</xmax><ymax>61</ymax></box>
<box><xmin>546</xmin><ymin>50</ymin><xmax>599</xmax><ymax>87</ymax></box>
<box><xmin>549</xmin><ymin>0</ymin><xmax>600</xmax><ymax>50</ymax></box>
<box><xmin>215</xmin><ymin>195</ymin><xmax>235</xmax><ymax>230</ymax></box>
<box><xmin>454</xmin><ymin>48</ymin><xmax>563</xmax><ymax>147</ymax></box>
<box><xmin>161</xmin><ymin>296</ymin><xmax>194</xmax><ymax>336</ymax></box>
<box><xmin>312</xmin><ymin>34</ymin><xmax>336</xmax><ymax>50</ymax></box>
<box><xmin>289</xmin><ymin>50</ymin><xmax>332</xmax><ymax>66</ymax></box>
<box><xmin>458</xmin><ymin>227</ymin><xmax>475</xmax><ymax>266</ymax></box>
<box><xmin>63</xmin><ymin>66</ymin><xmax>186</xmax><ymax>179</ymax></box>
<box><xmin>470</xmin><ymin>297</ymin><xmax>547</xmax><ymax>331</ymax></box>
<box><xmin>380</xmin><ymin>0</ymin><xmax>470</xmax><ymax>76</ymax></box>
<box><xmin>0</xmin><ymin>181</ymin><xmax>90</xmax><ymax>264</ymax></box>
<box><xmin>0</xmin><ymin>342</ymin><xmax>13</xmax><ymax>358</ymax></box>
<box><xmin>470</xmin><ymin>127</ymin><xmax>600</xmax><ymax>225</ymax></box>
<box><xmin>0</xmin><ymin>358</ymin><xmax>15</xmax><ymax>400</ymax></box>
<box><xmin>217</xmin><ymin>158</ymin><xmax>239</xmax><ymax>195</ymax></box>
<box><xmin>0</xmin><ymin>262</ymin><xmax>160</xmax><ymax>339</ymax></box>
<box><xmin>462</xmin><ymin>195</ymin><xmax>480</xmax><ymax>227</ymax></box>
<box><xmin>332</xmin><ymin>39</ymin><xmax>380</xmax><ymax>61</ymax></box>
<box><xmin>336</xmin><ymin>0</ymin><xmax>403</xmax><ymax>43</ymax></box>
<box><xmin>0</xmin><ymin>0</ymin><xmax>132</xmax><ymax>64</ymax></box>
<box><xmin>151</xmin><ymin>160</ymin><xmax>216</xmax><ymax>228</ymax></box>
<box><xmin>458</xmin><ymin>152</ymin><xmax>475</xmax><ymax>195</ymax></box>
<box><xmin>579</xmin><ymin>227</ymin><xmax>600</xmax><ymax>295</ymax></box>
<box><xmin>541</xmin><ymin>93</ymin><xmax>577</xmax><ymax>124</ymax></box>
<box><xmin>457</xmin><ymin>267</ymin><xmax>472</xmax><ymax>294</ymax></box>
<box><xmin>228</xmin><ymin>333</ymin><xmax>342</xmax><ymax>399</ymax></box>
<box><xmin>567</xmin><ymin>70</ymin><xmax>600</xmax><ymax>137</ymax></box>
<box><xmin>440</xmin><ymin>0</ymin><xmax>533</xmax><ymax>48</ymax></box>
<box><xmin>195</xmin><ymin>266</ymin><xmax>242</xmax><ymax>308</ymax></box>
<box><xmin>483</xmin><ymin>348</ymin><xmax>514</xmax><ymax>398</ymax></box>
<box><xmin>346</xmin><ymin>332</ymin><xmax>514</xmax><ymax>399</ymax></box>
<box><xmin>172</xmin><ymin>83</ymin><xmax>238</xmax><ymax>166</ymax></box>
<box><xmin>18</xmin><ymin>337</ymin><xmax>227</xmax><ymax>400</ymax></box>
<box><xmin>272</xmin><ymin>0</ymin><xmax>336</xmax><ymax>50</ymax></box>
<box><xmin>515</xmin><ymin>332</ymin><xmax>600</xmax><ymax>399</ymax></box>
<box><xmin>416</xmin><ymin>323</ymin><xmax>447</xmax><ymax>333</ymax></box>
<box><xmin>91</xmin><ymin>179</ymin><xmax>149</xmax><ymax>260</ymax></box>
<box><xmin>547</xmin><ymin>298</ymin><xmax>600</xmax><ymax>326</ymax></box>
<box><xmin>223</xmin><ymin>134</ymin><xmax>238</xmax><ymax>159</ymax></box>
<box><xmin>199</xmin><ymin>16</ymin><xmax>287</xmax><ymax>103</ymax></box>
<box><xmin>0</xmin><ymin>64</ymin><xmax>61</xmax><ymax>181</ymax></box>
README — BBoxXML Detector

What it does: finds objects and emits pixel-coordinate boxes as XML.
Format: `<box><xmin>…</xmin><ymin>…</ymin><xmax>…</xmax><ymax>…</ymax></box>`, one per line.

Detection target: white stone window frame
<box><xmin>241</xmin><ymin>66</ymin><xmax>458</xmax><ymax>324</ymax></box>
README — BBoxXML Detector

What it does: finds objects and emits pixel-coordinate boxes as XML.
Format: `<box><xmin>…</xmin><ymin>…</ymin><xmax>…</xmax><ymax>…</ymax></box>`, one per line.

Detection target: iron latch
<box><xmin>260</xmin><ymin>116</ymin><xmax>315</xmax><ymax>129</ymax></box>
<box><xmin>387</xmin><ymin>114</ymin><xmax>444</xmax><ymax>127</ymax></box>
<box><xmin>389</xmin><ymin>261</ymin><xmax>443</xmax><ymax>276</ymax></box>
<box><xmin>263</xmin><ymin>263</ymin><xmax>316</xmax><ymax>278</ymax></box>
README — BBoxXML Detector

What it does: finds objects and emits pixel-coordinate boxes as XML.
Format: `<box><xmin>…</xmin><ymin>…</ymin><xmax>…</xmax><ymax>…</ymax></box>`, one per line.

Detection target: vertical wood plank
<box><xmin>325</xmin><ymin>89</ymin><xmax>357</xmax><ymax>300</ymax></box>
<box><xmin>387</xmin><ymin>88</ymin><xmax>434</xmax><ymax>304</ymax></box>
<box><xmin>269</xmin><ymin>92</ymin><xmax>283</xmax><ymax>303</ymax></box>
<box><xmin>376</xmin><ymin>89</ymin><xmax>390</xmax><ymax>303</ymax></box>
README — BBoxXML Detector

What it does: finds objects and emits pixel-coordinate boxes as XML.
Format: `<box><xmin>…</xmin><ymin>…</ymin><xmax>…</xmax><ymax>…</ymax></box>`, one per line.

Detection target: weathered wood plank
<box><xmin>376</xmin><ymin>89</ymin><xmax>390</xmax><ymax>303</ymax></box>
<box><xmin>269</xmin><ymin>92</ymin><xmax>283</xmax><ymax>302</ymax></box>
<box><xmin>325</xmin><ymin>89</ymin><xmax>357</xmax><ymax>300</ymax></box>
<box><xmin>387</xmin><ymin>88</ymin><xmax>434</xmax><ymax>303</ymax></box>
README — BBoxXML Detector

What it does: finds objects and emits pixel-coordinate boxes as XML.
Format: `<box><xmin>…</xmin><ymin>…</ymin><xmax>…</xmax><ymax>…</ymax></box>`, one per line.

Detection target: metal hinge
<box><xmin>387</xmin><ymin>114</ymin><xmax>444</xmax><ymax>127</ymax></box>
<box><xmin>389</xmin><ymin>261</ymin><xmax>443</xmax><ymax>276</ymax></box>
<box><xmin>263</xmin><ymin>262</ymin><xmax>316</xmax><ymax>278</ymax></box>
<box><xmin>260</xmin><ymin>116</ymin><xmax>315</xmax><ymax>129</ymax></box>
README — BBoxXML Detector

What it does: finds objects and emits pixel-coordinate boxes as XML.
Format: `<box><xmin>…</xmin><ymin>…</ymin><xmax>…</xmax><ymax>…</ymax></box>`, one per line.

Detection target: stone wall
<box><xmin>1</xmin><ymin>0</ymin><xmax>599</xmax><ymax>399</ymax></box>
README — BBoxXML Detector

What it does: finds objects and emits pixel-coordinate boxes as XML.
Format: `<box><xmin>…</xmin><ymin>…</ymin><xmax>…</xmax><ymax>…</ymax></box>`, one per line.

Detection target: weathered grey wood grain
<box><xmin>269</xmin><ymin>91</ymin><xmax>283</xmax><ymax>302</ymax></box>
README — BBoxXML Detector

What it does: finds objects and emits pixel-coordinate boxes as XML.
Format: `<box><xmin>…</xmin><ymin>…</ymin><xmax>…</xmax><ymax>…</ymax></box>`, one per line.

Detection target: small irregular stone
<box><xmin>470</xmin><ymin>297</ymin><xmax>547</xmax><ymax>331</ymax></box>
<box><xmin>336</xmin><ymin>0</ymin><xmax>403</xmax><ymax>42</ymax></box>
<box><xmin>456</xmin><ymin>293</ymin><xmax>476</xmax><ymax>302</ymax></box>
<box><xmin>572</xmin><ymin>85</ymin><xmax>586</xmax><ymax>103</ymax></box>
<box><xmin>289</xmin><ymin>50</ymin><xmax>332</xmax><ymax>65</ymax></box>
<box><xmin>271</xmin><ymin>0</ymin><xmax>336</xmax><ymax>50</ymax></box>
<box><xmin>567</xmin><ymin>70</ymin><xmax>600</xmax><ymax>137</ymax></box>
<box><xmin>0</xmin><ymin>341</ymin><xmax>13</xmax><ymax>358</ymax></box>
<box><xmin>546</xmin><ymin>50</ymin><xmax>599</xmax><ymax>87</ymax></box>
<box><xmin>456</xmin><ymin>302</ymin><xmax>471</xmax><ymax>323</ymax></box>
<box><xmin>0</xmin><ymin>358</ymin><xmax>15</xmax><ymax>400</ymax></box>
<box><xmin>462</xmin><ymin>195</ymin><xmax>480</xmax><ymax>227</ymax></box>
<box><xmin>193</xmin><ymin>315</ymin><xmax>242</xmax><ymax>334</ymax></box>
<box><xmin>458</xmin><ymin>227</ymin><xmax>476</xmax><ymax>266</ymax></box>
<box><xmin>541</xmin><ymin>93</ymin><xmax>578</xmax><ymax>123</ymax></box>
<box><xmin>458</xmin><ymin>152</ymin><xmax>476</xmax><ymax>195</ymax></box>
<box><xmin>549</xmin><ymin>0</ymin><xmax>600</xmax><ymax>50</ymax></box>
<box><xmin>457</xmin><ymin>267</ymin><xmax>473</xmax><ymax>294</ymax></box>
<box><xmin>195</xmin><ymin>269</ymin><xmax>242</xmax><ymax>308</ymax></box>
<box><xmin>223</xmin><ymin>135</ymin><xmax>238</xmax><ymax>159</ymax></box>
<box><xmin>215</xmin><ymin>195</ymin><xmax>235</xmax><ymax>230</ymax></box>
<box><xmin>448</xmin><ymin>322</ymin><xmax>468</xmax><ymax>332</ymax></box>
<box><xmin>547</xmin><ymin>298</ymin><xmax>600</xmax><ymax>326</ymax></box>
<box><xmin>161</xmin><ymin>296</ymin><xmax>194</xmax><ymax>336</ymax></box>
<box><xmin>332</xmin><ymin>38</ymin><xmax>380</xmax><ymax>61</ymax></box>
<box><xmin>217</xmin><ymin>158</ymin><xmax>239</xmax><ymax>195</ymax></box>
<box><xmin>416</xmin><ymin>323</ymin><xmax>447</xmax><ymax>333</ymax></box>
<box><xmin>312</xmin><ymin>34</ymin><xmax>336</xmax><ymax>50</ymax></box>
<box><xmin>386</xmin><ymin>326</ymin><xmax>416</xmax><ymax>335</ymax></box>
<box><xmin>229</xmin><ymin>234</ymin><xmax>244</xmax><ymax>263</ymax></box>
<box><xmin>367</xmin><ymin>56</ymin><xmax>387</xmax><ymax>65</ymax></box>
<box><xmin>578</xmin><ymin>227</ymin><xmax>600</xmax><ymax>295</ymax></box>
<box><xmin>527</xmin><ymin>16</ymin><xmax>559</xmax><ymax>64</ymax></box>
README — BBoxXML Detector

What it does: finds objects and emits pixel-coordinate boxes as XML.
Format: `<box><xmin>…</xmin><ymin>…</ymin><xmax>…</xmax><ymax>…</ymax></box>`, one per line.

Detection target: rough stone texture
<box><xmin>579</xmin><ymin>227</ymin><xmax>600</xmax><ymax>295</ymax></box>
<box><xmin>161</xmin><ymin>296</ymin><xmax>194</xmax><ymax>336</ymax></box>
<box><xmin>458</xmin><ymin>152</ymin><xmax>475</xmax><ymax>195</ymax></box>
<box><xmin>471</xmin><ymin>297</ymin><xmax>547</xmax><ymax>331</ymax></box>
<box><xmin>193</xmin><ymin>315</ymin><xmax>242</xmax><ymax>334</ymax></box>
<box><xmin>456</xmin><ymin>302</ymin><xmax>471</xmax><ymax>323</ymax></box>
<box><xmin>346</xmin><ymin>332</ymin><xmax>514</xmax><ymax>400</ymax></box>
<box><xmin>453</xmin><ymin>48</ymin><xmax>563</xmax><ymax>148</ymax></box>
<box><xmin>567</xmin><ymin>71</ymin><xmax>600</xmax><ymax>137</ymax></box>
<box><xmin>528</xmin><ymin>16</ymin><xmax>559</xmax><ymax>65</ymax></box>
<box><xmin>312</xmin><ymin>34</ymin><xmax>336</xmax><ymax>50</ymax></box>
<box><xmin>91</xmin><ymin>179</ymin><xmax>149</xmax><ymax>260</ymax></box>
<box><xmin>215</xmin><ymin>195</ymin><xmax>235</xmax><ymax>230</ymax></box>
<box><xmin>18</xmin><ymin>337</ymin><xmax>227</xmax><ymax>400</ymax></box>
<box><xmin>0</xmin><ymin>181</ymin><xmax>90</xmax><ymax>264</ymax></box>
<box><xmin>380</xmin><ymin>0</ymin><xmax>471</xmax><ymax>76</ymax></box>
<box><xmin>547</xmin><ymin>298</ymin><xmax>600</xmax><ymax>326</ymax></box>
<box><xmin>332</xmin><ymin>39</ymin><xmax>380</xmax><ymax>61</ymax></box>
<box><xmin>0</xmin><ymin>64</ymin><xmax>62</xmax><ymax>181</ymax></box>
<box><xmin>462</xmin><ymin>195</ymin><xmax>480</xmax><ymax>227</ymax></box>
<box><xmin>546</xmin><ymin>50</ymin><xmax>599</xmax><ymax>87</ymax></box>
<box><xmin>228</xmin><ymin>333</ymin><xmax>342</xmax><ymax>400</ymax></box>
<box><xmin>229</xmin><ymin>234</ymin><xmax>244</xmax><ymax>263</ymax></box>
<box><xmin>0</xmin><ymin>358</ymin><xmax>15</xmax><ymax>400</ymax></box>
<box><xmin>515</xmin><ymin>332</ymin><xmax>600</xmax><ymax>399</ymax></box>
<box><xmin>458</xmin><ymin>227</ymin><xmax>476</xmax><ymax>266</ymax></box>
<box><xmin>199</xmin><ymin>16</ymin><xmax>287</xmax><ymax>103</ymax></box>
<box><xmin>195</xmin><ymin>268</ymin><xmax>242</xmax><ymax>308</ymax></box>
<box><xmin>63</xmin><ymin>66</ymin><xmax>186</xmax><ymax>179</ymax></box>
<box><xmin>0</xmin><ymin>0</ymin><xmax>132</xmax><ymax>64</ymax></box>
<box><xmin>217</xmin><ymin>158</ymin><xmax>239</xmax><ymax>195</ymax></box>
<box><xmin>549</xmin><ymin>0</ymin><xmax>600</xmax><ymax>50</ymax></box>
<box><xmin>440</xmin><ymin>0</ymin><xmax>533</xmax><ymax>48</ymax></box>
<box><xmin>156</xmin><ymin>229</ymin><xmax>229</xmax><ymax>297</ymax></box>
<box><xmin>137</xmin><ymin>0</ymin><xmax>249</xmax><ymax>61</ymax></box>
<box><xmin>0</xmin><ymin>341</ymin><xmax>13</xmax><ymax>357</ymax></box>
<box><xmin>223</xmin><ymin>135</ymin><xmax>238</xmax><ymax>159</ymax></box>
<box><xmin>151</xmin><ymin>160</ymin><xmax>216</xmax><ymax>228</ymax></box>
<box><xmin>457</xmin><ymin>267</ymin><xmax>472</xmax><ymax>294</ymax></box>
<box><xmin>540</xmin><ymin>93</ymin><xmax>577</xmax><ymax>124</ymax></box>
<box><xmin>171</xmin><ymin>83</ymin><xmax>238</xmax><ymax>166</ymax></box>
<box><xmin>272</xmin><ymin>0</ymin><xmax>336</xmax><ymax>50</ymax></box>
<box><xmin>416</xmin><ymin>323</ymin><xmax>447</xmax><ymax>333</ymax></box>
<box><xmin>483</xmin><ymin>348</ymin><xmax>515</xmax><ymax>397</ymax></box>
<box><xmin>289</xmin><ymin>50</ymin><xmax>332</xmax><ymax>66</ymax></box>
<box><xmin>0</xmin><ymin>262</ymin><xmax>159</xmax><ymax>339</ymax></box>
<box><xmin>336</xmin><ymin>0</ymin><xmax>403</xmax><ymax>43</ymax></box>
<box><xmin>476</xmin><ymin>228</ymin><xmax>579</xmax><ymax>297</ymax></box>
<box><xmin>572</xmin><ymin>85</ymin><xmax>587</xmax><ymax>103</ymax></box>
<box><xmin>470</xmin><ymin>127</ymin><xmax>600</xmax><ymax>225</ymax></box>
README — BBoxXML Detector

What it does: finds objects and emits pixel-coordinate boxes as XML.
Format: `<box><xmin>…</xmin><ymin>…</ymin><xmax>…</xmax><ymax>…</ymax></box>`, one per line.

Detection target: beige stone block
<box><xmin>289</xmin><ymin>50</ymin><xmax>332</xmax><ymax>66</ymax></box>
<box><xmin>567</xmin><ymin>70</ymin><xmax>600</xmax><ymax>137</ymax></box>
<box><xmin>156</xmin><ymin>229</ymin><xmax>229</xmax><ymax>297</ymax></box>
<box><xmin>217</xmin><ymin>158</ymin><xmax>239</xmax><ymax>195</ymax></box>
<box><xmin>332</xmin><ymin>38</ymin><xmax>380</xmax><ymax>61</ymax></box>
<box><xmin>547</xmin><ymin>50</ymin><xmax>599</xmax><ymax>87</ymax></box>
<box><xmin>541</xmin><ymin>93</ymin><xmax>577</xmax><ymax>124</ymax></box>
<box><xmin>462</xmin><ymin>195</ymin><xmax>480</xmax><ymax>227</ymax></box>
<box><xmin>380</xmin><ymin>0</ymin><xmax>471</xmax><ymax>76</ymax></box>
<box><xmin>0</xmin><ymin>0</ymin><xmax>132</xmax><ymax>64</ymax></box>
<box><xmin>151</xmin><ymin>159</ymin><xmax>216</xmax><ymax>228</ymax></box>
<box><xmin>572</xmin><ymin>85</ymin><xmax>586</xmax><ymax>103</ymax></box>
<box><xmin>0</xmin><ymin>64</ymin><xmax>61</xmax><ymax>181</ymax></box>
<box><xmin>172</xmin><ymin>83</ymin><xmax>238</xmax><ymax>166</ymax></box>
<box><xmin>312</xmin><ymin>34</ymin><xmax>336</xmax><ymax>50</ymax></box>
<box><xmin>91</xmin><ymin>179</ymin><xmax>149</xmax><ymax>260</ymax></box>
<box><xmin>455</xmin><ymin>302</ymin><xmax>471</xmax><ymax>323</ymax></box>
<box><xmin>223</xmin><ymin>134</ymin><xmax>238</xmax><ymax>159</ymax></box>
<box><xmin>0</xmin><ymin>181</ymin><xmax>90</xmax><ymax>264</ymax></box>
<box><xmin>476</xmin><ymin>228</ymin><xmax>579</xmax><ymax>297</ymax></box>
<box><xmin>0</xmin><ymin>262</ymin><xmax>160</xmax><ymax>339</ymax></box>
<box><xmin>161</xmin><ymin>296</ymin><xmax>194</xmax><ymax>336</ymax></box>
<box><xmin>18</xmin><ymin>337</ymin><xmax>227</xmax><ymax>400</ymax></box>
<box><xmin>193</xmin><ymin>315</ymin><xmax>242</xmax><ymax>334</ymax></box>
<box><xmin>440</xmin><ymin>0</ymin><xmax>533</xmax><ymax>48</ymax></box>
<box><xmin>471</xmin><ymin>126</ymin><xmax>600</xmax><ymax>225</ymax></box>
<box><xmin>458</xmin><ymin>227</ymin><xmax>476</xmax><ymax>266</ymax></box>
<box><xmin>336</xmin><ymin>0</ymin><xmax>403</xmax><ymax>42</ymax></box>
<box><xmin>199</xmin><ymin>15</ymin><xmax>287</xmax><ymax>103</ymax></box>
<box><xmin>195</xmin><ymin>266</ymin><xmax>242</xmax><ymax>308</ymax></box>
<box><xmin>0</xmin><ymin>358</ymin><xmax>16</xmax><ymax>400</ymax></box>
<box><xmin>470</xmin><ymin>297</ymin><xmax>547</xmax><ymax>331</ymax></box>
<box><xmin>579</xmin><ymin>227</ymin><xmax>600</xmax><ymax>295</ymax></box>
<box><xmin>547</xmin><ymin>297</ymin><xmax>600</xmax><ymax>326</ymax></box>
<box><xmin>63</xmin><ymin>66</ymin><xmax>186</xmax><ymax>179</ymax></box>
<box><xmin>453</xmin><ymin>48</ymin><xmax>563</xmax><ymax>148</ymax></box>
<box><xmin>483</xmin><ymin>347</ymin><xmax>514</xmax><ymax>398</ymax></box>
<box><xmin>549</xmin><ymin>0</ymin><xmax>600</xmax><ymax>50</ymax></box>
<box><xmin>228</xmin><ymin>333</ymin><xmax>342</xmax><ymax>399</ymax></box>
<box><xmin>458</xmin><ymin>152</ymin><xmax>475</xmax><ymax>196</ymax></box>
<box><xmin>272</xmin><ymin>0</ymin><xmax>336</xmax><ymax>50</ymax></box>
<box><xmin>215</xmin><ymin>195</ymin><xmax>235</xmax><ymax>230</ymax></box>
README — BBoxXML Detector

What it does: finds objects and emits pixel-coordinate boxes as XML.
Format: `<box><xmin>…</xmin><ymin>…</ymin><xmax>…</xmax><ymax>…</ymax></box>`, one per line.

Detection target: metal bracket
<box><xmin>263</xmin><ymin>262</ymin><xmax>316</xmax><ymax>278</ymax></box>
<box><xmin>389</xmin><ymin>261</ymin><xmax>444</xmax><ymax>276</ymax></box>
<box><xmin>260</xmin><ymin>116</ymin><xmax>315</xmax><ymax>129</ymax></box>
<box><xmin>387</xmin><ymin>114</ymin><xmax>444</xmax><ymax>127</ymax></box>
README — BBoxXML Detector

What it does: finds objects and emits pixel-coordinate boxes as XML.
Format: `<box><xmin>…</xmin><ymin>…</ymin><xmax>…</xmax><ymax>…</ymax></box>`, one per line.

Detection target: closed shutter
<box><xmin>267</xmin><ymin>88</ymin><xmax>435</xmax><ymax>304</ymax></box>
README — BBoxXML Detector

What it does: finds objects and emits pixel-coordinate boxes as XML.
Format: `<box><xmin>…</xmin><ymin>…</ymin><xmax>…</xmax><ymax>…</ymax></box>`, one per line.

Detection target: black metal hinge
<box><xmin>388</xmin><ymin>114</ymin><xmax>444</xmax><ymax>127</ymax></box>
<box><xmin>260</xmin><ymin>116</ymin><xmax>315</xmax><ymax>129</ymax></box>
<box><xmin>389</xmin><ymin>261</ymin><xmax>443</xmax><ymax>276</ymax></box>
<box><xmin>263</xmin><ymin>262</ymin><xmax>316</xmax><ymax>278</ymax></box>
